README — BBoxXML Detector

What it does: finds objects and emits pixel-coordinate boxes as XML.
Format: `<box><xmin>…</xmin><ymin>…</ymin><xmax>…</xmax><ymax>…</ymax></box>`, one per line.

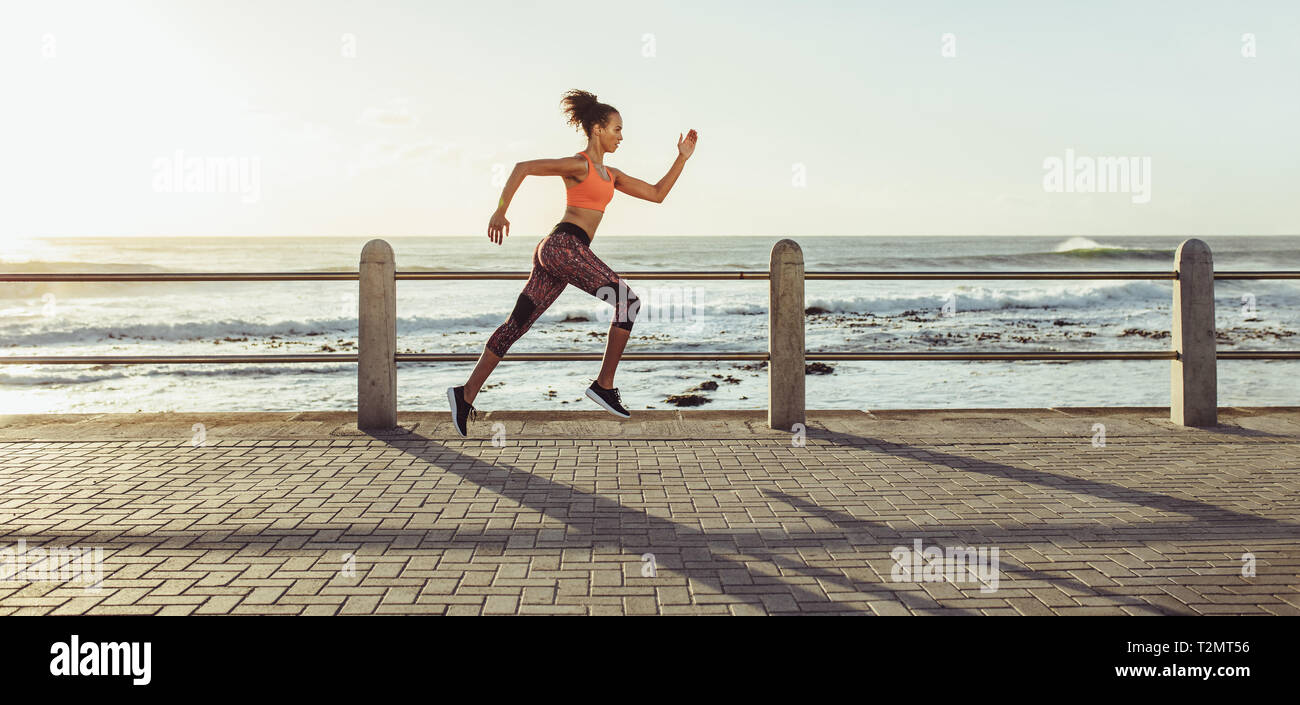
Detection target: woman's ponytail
<box><xmin>560</xmin><ymin>89</ymin><xmax>618</xmax><ymax>138</ymax></box>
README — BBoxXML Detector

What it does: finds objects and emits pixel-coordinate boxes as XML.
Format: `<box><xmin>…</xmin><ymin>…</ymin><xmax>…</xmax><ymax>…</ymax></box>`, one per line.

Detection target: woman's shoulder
<box><xmin>564</xmin><ymin>153</ymin><xmax>591</xmax><ymax>183</ymax></box>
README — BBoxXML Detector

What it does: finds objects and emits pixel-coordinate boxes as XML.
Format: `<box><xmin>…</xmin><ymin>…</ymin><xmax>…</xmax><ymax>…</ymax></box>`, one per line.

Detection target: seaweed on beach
<box><xmin>665</xmin><ymin>394</ymin><xmax>711</xmax><ymax>406</ymax></box>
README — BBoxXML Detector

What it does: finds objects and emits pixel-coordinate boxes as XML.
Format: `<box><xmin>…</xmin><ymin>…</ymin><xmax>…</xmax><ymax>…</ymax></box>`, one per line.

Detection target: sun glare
<box><xmin>0</xmin><ymin>236</ymin><xmax>37</xmax><ymax>264</ymax></box>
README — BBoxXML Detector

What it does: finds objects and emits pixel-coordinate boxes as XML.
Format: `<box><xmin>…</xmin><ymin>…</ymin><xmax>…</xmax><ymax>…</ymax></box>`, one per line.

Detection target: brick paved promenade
<box><xmin>1</xmin><ymin>408</ymin><xmax>1297</xmax><ymax>615</ymax></box>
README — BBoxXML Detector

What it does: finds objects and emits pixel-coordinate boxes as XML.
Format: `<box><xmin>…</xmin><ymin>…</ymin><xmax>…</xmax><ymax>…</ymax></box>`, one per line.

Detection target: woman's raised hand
<box><xmin>488</xmin><ymin>210</ymin><xmax>510</xmax><ymax>245</ymax></box>
<box><xmin>677</xmin><ymin>129</ymin><xmax>698</xmax><ymax>159</ymax></box>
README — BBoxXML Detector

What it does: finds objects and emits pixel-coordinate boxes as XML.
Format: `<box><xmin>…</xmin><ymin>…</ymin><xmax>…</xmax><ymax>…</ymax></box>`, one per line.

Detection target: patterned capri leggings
<box><xmin>485</xmin><ymin>221</ymin><xmax>640</xmax><ymax>357</ymax></box>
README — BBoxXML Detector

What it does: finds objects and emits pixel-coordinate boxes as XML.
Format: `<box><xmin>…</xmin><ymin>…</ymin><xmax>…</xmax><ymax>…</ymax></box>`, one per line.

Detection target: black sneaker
<box><xmin>585</xmin><ymin>381</ymin><xmax>630</xmax><ymax>418</ymax></box>
<box><xmin>446</xmin><ymin>385</ymin><xmax>479</xmax><ymax>437</ymax></box>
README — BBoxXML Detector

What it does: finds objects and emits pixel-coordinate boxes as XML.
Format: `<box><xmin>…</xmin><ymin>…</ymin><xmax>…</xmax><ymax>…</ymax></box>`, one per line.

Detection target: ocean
<box><xmin>2</xmin><ymin>235</ymin><xmax>1298</xmax><ymax>414</ymax></box>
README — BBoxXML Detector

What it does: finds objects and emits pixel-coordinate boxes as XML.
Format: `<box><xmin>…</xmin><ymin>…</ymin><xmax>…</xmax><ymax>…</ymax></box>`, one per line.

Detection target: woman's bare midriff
<box><xmin>560</xmin><ymin>206</ymin><xmax>602</xmax><ymax>241</ymax></box>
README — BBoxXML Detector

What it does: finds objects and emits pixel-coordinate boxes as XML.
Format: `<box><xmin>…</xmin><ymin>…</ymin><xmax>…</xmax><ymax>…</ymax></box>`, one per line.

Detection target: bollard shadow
<box><xmin>791</xmin><ymin>425</ymin><xmax>1300</xmax><ymax>614</ymax></box>
<box><xmin>764</xmin><ymin>489</ymin><xmax>1198</xmax><ymax>615</ymax></box>
<box><xmin>804</xmin><ymin>427</ymin><xmax>1300</xmax><ymax>533</ymax></box>
<box><xmin>1188</xmin><ymin>425</ymin><xmax>1290</xmax><ymax>439</ymax></box>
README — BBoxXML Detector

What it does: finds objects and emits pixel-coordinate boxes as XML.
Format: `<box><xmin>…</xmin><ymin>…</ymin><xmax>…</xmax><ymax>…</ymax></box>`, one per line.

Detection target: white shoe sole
<box><xmin>585</xmin><ymin>388</ymin><xmax>630</xmax><ymax>418</ymax></box>
<box><xmin>447</xmin><ymin>387</ymin><xmax>468</xmax><ymax>437</ymax></box>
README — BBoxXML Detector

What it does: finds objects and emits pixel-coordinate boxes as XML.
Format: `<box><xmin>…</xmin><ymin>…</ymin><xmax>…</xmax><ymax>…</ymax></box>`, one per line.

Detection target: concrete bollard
<box><xmin>769</xmin><ymin>239</ymin><xmax>805</xmax><ymax>430</ymax></box>
<box><xmin>1171</xmin><ymin>238</ymin><xmax>1217</xmax><ymax>426</ymax></box>
<box><xmin>358</xmin><ymin>239</ymin><xmax>397</xmax><ymax>430</ymax></box>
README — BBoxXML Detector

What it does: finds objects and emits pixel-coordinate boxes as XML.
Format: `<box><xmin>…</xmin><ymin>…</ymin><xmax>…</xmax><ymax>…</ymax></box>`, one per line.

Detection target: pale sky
<box><xmin>2</xmin><ymin>0</ymin><xmax>1297</xmax><ymax>239</ymax></box>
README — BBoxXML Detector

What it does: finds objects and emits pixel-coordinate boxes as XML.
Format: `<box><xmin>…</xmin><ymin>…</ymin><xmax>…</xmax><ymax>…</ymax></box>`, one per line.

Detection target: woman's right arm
<box><xmin>489</xmin><ymin>157</ymin><xmax>583</xmax><ymax>245</ymax></box>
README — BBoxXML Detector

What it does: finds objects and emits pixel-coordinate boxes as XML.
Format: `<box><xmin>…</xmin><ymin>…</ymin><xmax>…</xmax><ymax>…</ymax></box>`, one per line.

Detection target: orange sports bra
<box><xmin>565</xmin><ymin>152</ymin><xmax>615</xmax><ymax>213</ymax></box>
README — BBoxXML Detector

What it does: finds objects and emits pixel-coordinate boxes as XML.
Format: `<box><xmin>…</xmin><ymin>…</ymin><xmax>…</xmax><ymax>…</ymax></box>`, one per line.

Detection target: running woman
<box><xmin>446</xmin><ymin>89</ymin><xmax>698</xmax><ymax>436</ymax></box>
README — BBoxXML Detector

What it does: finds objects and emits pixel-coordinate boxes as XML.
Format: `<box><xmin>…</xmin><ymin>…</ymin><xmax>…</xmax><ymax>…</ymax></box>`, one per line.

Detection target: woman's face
<box><xmin>596</xmin><ymin>113</ymin><xmax>622</xmax><ymax>153</ymax></box>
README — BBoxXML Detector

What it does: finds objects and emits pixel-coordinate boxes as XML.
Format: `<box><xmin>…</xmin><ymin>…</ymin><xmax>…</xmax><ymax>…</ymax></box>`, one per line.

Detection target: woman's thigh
<box><xmin>537</xmin><ymin>234</ymin><xmax>625</xmax><ymax>296</ymax></box>
<box><xmin>537</xmin><ymin>234</ymin><xmax>639</xmax><ymax>327</ymax></box>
